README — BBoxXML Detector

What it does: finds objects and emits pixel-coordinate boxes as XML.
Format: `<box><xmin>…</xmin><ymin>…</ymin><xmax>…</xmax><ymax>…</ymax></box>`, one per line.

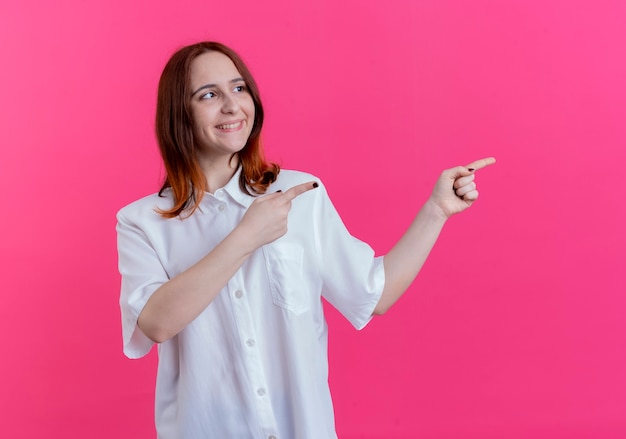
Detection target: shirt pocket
<box><xmin>262</xmin><ymin>241</ymin><xmax>309</xmax><ymax>315</ymax></box>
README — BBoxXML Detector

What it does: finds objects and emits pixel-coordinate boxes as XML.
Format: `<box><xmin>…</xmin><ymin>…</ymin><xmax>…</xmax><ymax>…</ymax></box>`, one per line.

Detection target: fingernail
<box><xmin>468</xmin><ymin>168</ymin><xmax>475</xmax><ymax>172</ymax></box>
<box><xmin>312</xmin><ymin>182</ymin><xmax>319</xmax><ymax>188</ymax></box>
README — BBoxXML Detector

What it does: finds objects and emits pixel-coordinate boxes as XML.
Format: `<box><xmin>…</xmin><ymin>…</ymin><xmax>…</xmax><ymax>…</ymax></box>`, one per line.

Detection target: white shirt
<box><xmin>117</xmin><ymin>168</ymin><xmax>385</xmax><ymax>439</ymax></box>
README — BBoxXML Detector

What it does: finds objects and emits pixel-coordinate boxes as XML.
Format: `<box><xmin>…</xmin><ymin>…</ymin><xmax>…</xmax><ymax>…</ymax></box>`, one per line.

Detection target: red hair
<box><xmin>155</xmin><ymin>41</ymin><xmax>279</xmax><ymax>218</ymax></box>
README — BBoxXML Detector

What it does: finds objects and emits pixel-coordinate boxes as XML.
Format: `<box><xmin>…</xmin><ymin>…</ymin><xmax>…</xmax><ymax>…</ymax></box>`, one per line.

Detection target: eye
<box><xmin>233</xmin><ymin>84</ymin><xmax>247</xmax><ymax>93</ymax></box>
<box><xmin>200</xmin><ymin>91</ymin><xmax>217</xmax><ymax>100</ymax></box>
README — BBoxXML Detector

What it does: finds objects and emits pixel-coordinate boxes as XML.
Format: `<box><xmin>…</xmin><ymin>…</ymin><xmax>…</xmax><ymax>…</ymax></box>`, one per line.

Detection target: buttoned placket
<box><xmin>215</xmin><ymin>187</ymin><xmax>278</xmax><ymax>438</ymax></box>
<box><xmin>214</xmin><ymin>188</ymin><xmax>227</xmax><ymax>212</ymax></box>
<box><xmin>229</xmin><ymin>269</ymin><xmax>280</xmax><ymax>438</ymax></box>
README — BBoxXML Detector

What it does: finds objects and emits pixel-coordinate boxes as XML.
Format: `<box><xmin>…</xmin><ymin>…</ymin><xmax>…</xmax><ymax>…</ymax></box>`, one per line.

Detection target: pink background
<box><xmin>1</xmin><ymin>0</ymin><xmax>625</xmax><ymax>437</ymax></box>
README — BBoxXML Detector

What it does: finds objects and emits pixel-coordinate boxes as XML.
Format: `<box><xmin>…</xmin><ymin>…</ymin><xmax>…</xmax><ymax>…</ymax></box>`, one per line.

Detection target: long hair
<box><xmin>155</xmin><ymin>41</ymin><xmax>279</xmax><ymax>218</ymax></box>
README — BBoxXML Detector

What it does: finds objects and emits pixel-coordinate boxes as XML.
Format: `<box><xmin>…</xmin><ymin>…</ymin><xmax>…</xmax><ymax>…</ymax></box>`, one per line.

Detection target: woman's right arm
<box><xmin>136</xmin><ymin>182</ymin><xmax>318</xmax><ymax>344</ymax></box>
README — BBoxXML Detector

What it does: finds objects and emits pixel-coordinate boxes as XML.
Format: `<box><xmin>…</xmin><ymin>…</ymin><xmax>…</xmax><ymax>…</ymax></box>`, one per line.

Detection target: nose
<box><xmin>221</xmin><ymin>93</ymin><xmax>240</xmax><ymax>114</ymax></box>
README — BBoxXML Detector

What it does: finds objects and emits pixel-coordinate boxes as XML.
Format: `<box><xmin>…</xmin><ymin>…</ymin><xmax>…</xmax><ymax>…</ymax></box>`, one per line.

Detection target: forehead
<box><xmin>189</xmin><ymin>51</ymin><xmax>242</xmax><ymax>87</ymax></box>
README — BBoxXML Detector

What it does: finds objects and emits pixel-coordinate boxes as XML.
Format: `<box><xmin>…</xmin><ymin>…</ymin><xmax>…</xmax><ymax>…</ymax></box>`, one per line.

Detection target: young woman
<box><xmin>117</xmin><ymin>41</ymin><xmax>495</xmax><ymax>439</ymax></box>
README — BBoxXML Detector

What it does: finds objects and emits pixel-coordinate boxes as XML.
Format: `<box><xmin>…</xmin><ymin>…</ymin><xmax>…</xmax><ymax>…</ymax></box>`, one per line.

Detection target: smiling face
<box><xmin>188</xmin><ymin>51</ymin><xmax>255</xmax><ymax>166</ymax></box>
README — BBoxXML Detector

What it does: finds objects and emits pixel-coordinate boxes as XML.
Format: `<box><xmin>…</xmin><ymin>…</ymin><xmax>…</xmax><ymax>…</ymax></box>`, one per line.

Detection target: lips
<box><xmin>216</xmin><ymin>121</ymin><xmax>243</xmax><ymax>131</ymax></box>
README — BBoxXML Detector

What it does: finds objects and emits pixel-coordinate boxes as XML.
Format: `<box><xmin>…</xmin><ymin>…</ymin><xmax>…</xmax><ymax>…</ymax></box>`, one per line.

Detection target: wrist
<box><xmin>423</xmin><ymin>198</ymin><xmax>451</xmax><ymax>223</ymax></box>
<box><xmin>227</xmin><ymin>224</ymin><xmax>259</xmax><ymax>257</ymax></box>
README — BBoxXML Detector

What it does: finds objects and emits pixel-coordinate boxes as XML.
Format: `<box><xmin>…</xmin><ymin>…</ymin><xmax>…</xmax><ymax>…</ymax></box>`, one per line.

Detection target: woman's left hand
<box><xmin>428</xmin><ymin>157</ymin><xmax>496</xmax><ymax>219</ymax></box>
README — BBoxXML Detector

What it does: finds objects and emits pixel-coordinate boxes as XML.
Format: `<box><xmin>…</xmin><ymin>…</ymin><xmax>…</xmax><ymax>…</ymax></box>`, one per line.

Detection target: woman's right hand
<box><xmin>237</xmin><ymin>181</ymin><xmax>318</xmax><ymax>249</ymax></box>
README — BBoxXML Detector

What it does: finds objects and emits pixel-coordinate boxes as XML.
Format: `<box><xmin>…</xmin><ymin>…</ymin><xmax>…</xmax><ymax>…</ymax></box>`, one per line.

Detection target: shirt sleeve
<box><xmin>116</xmin><ymin>208</ymin><xmax>168</xmax><ymax>359</ymax></box>
<box><xmin>313</xmin><ymin>182</ymin><xmax>385</xmax><ymax>330</ymax></box>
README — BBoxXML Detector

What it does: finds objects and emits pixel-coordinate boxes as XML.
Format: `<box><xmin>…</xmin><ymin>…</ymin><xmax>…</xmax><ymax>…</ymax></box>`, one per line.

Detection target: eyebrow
<box><xmin>191</xmin><ymin>77</ymin><xmax>245</xmax><ymax>97</ymax></box>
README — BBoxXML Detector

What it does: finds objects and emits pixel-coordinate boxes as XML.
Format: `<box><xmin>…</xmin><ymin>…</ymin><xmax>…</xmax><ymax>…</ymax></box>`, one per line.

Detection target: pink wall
<box><xmin>1</xmin><ymin>0</ymin><xmax>625</xmax><ymax>437</ymax></box>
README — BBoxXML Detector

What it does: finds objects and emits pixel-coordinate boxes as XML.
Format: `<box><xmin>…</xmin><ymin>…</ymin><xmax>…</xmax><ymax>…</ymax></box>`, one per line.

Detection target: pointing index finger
<box><xmin>466</xmin><ymin>157</ymin><xmax>496</xmax><ymax>171</ymax></box>
<box><xmin>282</xmin><ymin>181</ymin><xmax>319</xmax><ymax>201</ymax></box>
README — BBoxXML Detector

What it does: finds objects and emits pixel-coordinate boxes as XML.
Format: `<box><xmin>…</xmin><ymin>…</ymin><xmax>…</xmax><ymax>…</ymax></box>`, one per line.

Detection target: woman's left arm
<box><xmin>374</xmin><ymin>157</ymin><xmax>496</xmax><ymax>315</ymax></box>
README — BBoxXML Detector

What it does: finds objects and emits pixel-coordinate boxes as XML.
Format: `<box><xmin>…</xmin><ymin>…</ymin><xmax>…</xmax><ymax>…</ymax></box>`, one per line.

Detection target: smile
<box><xmin>216</xmin><ymin>121</ymin><xmax>243</xmax><ymax>130</ymax></box>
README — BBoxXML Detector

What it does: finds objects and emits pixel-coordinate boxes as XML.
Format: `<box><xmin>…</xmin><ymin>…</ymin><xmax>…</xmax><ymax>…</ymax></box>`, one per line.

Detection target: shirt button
<box><xmin>256</xmin><ymin>388</ymin><xmax>266</xmax><ymax>396</ymax></box>
<box><xmin>246</xmin><ymin>339</ymin><xmax>255</xmax><ymax>347</ymax></box>
<box><xmin>268</xmin><ymin>436</ymin><xmax>277</xmax><ymax>439</ymax></box>
<box><xmin>234</xmin><ymin>290</ymin><xmax>243</xmax><ymax>299</ymax></box>
<box><xmin>215</xmin><ymin>189</ymin><xmax>224</xmax><ymax>199</ymax></box>
<box><xmin>217</xmin><ymin>204</ymin><xmax>225</xmax><ymax>212</ymax></box>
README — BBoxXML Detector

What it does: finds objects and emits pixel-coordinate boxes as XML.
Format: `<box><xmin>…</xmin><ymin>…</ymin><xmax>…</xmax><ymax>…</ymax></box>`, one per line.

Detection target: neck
<box><xmin>201</xmin><ymin>154</ymin><xmax>239</xmax><ymax>194</ymax></box>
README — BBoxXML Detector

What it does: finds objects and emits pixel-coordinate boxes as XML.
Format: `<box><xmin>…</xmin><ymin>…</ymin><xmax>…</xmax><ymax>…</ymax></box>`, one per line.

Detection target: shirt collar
<box><xmin>219</xmin><ymin>165</ymin><xmax>256</xmax><ymax>208</ymax></box>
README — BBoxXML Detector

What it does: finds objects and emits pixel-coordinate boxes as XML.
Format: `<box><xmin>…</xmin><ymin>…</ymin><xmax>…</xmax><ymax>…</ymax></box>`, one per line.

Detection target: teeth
<box><xmin>217</xmin><ymin>122</ymin><xmax>241</xmax><ymax>130</ymax></box>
